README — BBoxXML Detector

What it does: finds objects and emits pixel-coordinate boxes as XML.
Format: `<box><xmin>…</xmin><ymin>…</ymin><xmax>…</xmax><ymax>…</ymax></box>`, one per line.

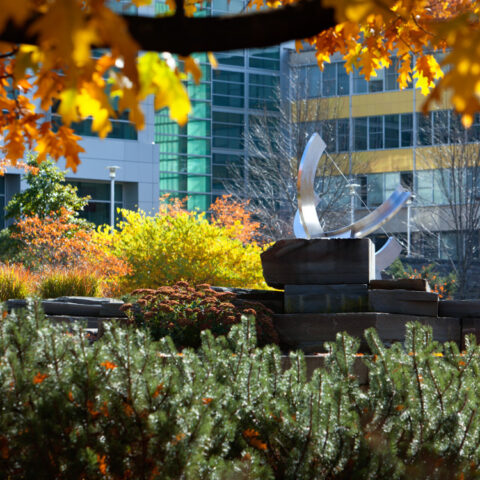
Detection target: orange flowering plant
<box><xmin>121</xmin><ymin>281</ymin><xmax>279</xmax><ymax>349</ymax></box>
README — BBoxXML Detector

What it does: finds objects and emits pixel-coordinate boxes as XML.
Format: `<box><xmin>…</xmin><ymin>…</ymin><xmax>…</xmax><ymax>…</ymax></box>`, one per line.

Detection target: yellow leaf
<box><xmin>137</xmin><ymin>52</ymin><xmax>190</xmax><ymax>126</ymax></box>
<box><xmin>207</xmin><ymin>52</ymin><xmax>218</xmax><ymax>69</ymax></box>
<box><xmin>58</xmin><ymin>88</ymin><xmax>80</xmax><ymax>126</ymax></box>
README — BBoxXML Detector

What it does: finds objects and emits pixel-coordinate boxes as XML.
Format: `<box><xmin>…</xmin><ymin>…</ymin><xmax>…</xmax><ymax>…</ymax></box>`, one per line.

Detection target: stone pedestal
<box><xmin>261</xmin><ymin>238</ymin><xmax>375</xmax><ymax>289</ymax></box>
<box><xmin>284</xmin><ymin>284</ymin><xmax>368</xmax><ymax>314</ymax></box>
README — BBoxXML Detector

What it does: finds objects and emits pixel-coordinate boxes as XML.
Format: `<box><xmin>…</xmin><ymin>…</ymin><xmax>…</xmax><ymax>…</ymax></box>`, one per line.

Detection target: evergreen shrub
<box><xmin>2</xmin><ymin>304</ymin><xmax>480</xmax><ymax>478</ymax></box>
<box><xmin>121</xmin><ymin>281</ymin><xmax>279</xmax><ymax>348</ymax></box>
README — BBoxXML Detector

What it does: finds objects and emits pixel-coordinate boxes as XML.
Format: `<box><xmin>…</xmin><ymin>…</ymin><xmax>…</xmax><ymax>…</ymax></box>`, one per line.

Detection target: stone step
<box><xmin>284</xmin><ymin>284</ymin><xmax>368</xmax><ymax>313</ymax></box>
<box><xmin>273</xmin><ymin>312</ymin><xmax>460</xmax><ymax>353</ymax></box>
<box><xmin>439</xmin><ymin>300</ymin><xmax>480</xmax><ymax>318</ymax></box>
<box><xmin>369</xmin><ymin>289</ymin><xmax>439</xmax><ymax>317</ymax></box>
<box><xmin>369</xmin><ymin>279</ymin><xmax>431</xmax><ymax>292</ymax></box>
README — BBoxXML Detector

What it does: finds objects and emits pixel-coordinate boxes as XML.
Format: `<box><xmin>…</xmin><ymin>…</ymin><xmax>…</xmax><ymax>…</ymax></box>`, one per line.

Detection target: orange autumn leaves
<box><xmin>0</xmin><ymin>0</ymin><xmax>194</xmax><ymax>171</ymax></box>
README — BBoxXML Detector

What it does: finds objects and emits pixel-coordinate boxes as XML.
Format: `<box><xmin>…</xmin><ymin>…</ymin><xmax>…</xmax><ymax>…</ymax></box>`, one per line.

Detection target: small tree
<box><xmin>5</xmin><ymin>155</ymin><xmax>90</xmax><ymax>222</ymax></box>
<box><xmin>416</xmin><ymin>111</ymin><xmax>480</xmax><ymax>297</ymax></box>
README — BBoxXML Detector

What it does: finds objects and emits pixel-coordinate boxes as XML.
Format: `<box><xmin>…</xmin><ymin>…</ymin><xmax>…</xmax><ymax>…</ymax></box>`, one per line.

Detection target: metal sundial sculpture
<box><xmin>293</xmin><ymin>133</ymin><xmax>411</xmax><ymax>278</ymax></box>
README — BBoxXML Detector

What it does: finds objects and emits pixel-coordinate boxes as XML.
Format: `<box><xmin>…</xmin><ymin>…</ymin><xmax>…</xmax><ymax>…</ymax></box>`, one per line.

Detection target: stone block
<box><xmin>98</xmin><ymin>301</ymin><xmax>127</xmax><ymax>317</ymax></box>
<box><xmin>369</xmin><ymin>289</ymin><xmax>438</xmax><ymax>317</ymax></box>
<box><xmin>370</xmin><ymin>279</ymin><xmax>431</xmax><ymax>292</ymax></box>
<box><xmin>42</xmin><ymin>301</ymin><xmax>102</xmax><ymax>317</ymax></box>
<box><xmin>273</xmin><ymin>312</ymin><xmax>460</xmax><ymax>353</ymax></box>
<box><xmin>6</xmin><ymin>299</ymin><xmax>27</xmax><ymax>312</ymax></box>
<box><xmin>284</xmin><ymin>284</ymin><xmax>368</xmax><ymax>313</ymax></box>
<box><xmin>212</xmin><ymin>287</ymin><xmax>284</xmax><ymax>313</ymax></box>
<box><xmin>261</xmin><ymin>238</ymin><xmax>375</xmax><ymax>289</ymax></box>
<box><xmin>439</xmin><ymin>300</ymin><xmax>480</xmax><ymax>318</ymax></box>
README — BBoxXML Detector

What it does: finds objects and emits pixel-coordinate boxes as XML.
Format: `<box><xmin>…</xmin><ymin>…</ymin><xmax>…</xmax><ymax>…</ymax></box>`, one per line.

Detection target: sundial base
<box><xmin>260</xmin><ymin>238</ymin><xmax>375</xmax><ymax>289</ymax></box>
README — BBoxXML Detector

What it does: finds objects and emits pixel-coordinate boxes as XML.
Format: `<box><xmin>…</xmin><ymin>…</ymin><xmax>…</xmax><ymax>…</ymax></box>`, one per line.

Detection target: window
<box><xmin>248</xmin><ymin>73</ymin><xmax>279</xmax><ymax>110</ymax></box>
<box><xmin>322</xmin><ymin>63</ymin><xmax>336</xmax><ymax>97</ymax></box>
<box><xmin>400</xmin><ymin>171</ymin><xmax>413</xmax><ymax>190</ymax></box>
<box><xmin>385</xmin><ymin>172</ymin><xmax>400</xmax><ymax>198</ymax></box>
<box><xmin>417</xmin><ymin>112</ymin><xmax>432</xmax><ymax>146</ymax></box>
<box><xmin>367</xmin><ymin>174</ymin><xmax>383</xmax><ymax>206</ymax></box>
<box><xmin>433</xmin><ymin>110</ymin><xmax>449</xmax><ymax>145</ymax></box>
<box><xmin>368</xmin><ymin>69</ymin><xmax>384</xmax><ymax>93</ymax></box>
<box><xmin>337</xmin><ymin>62</ymin><xmax>349</xmax><ymax>95</ymax></box>
<box><xmin>385</xmin><ymin>58</ymin><xmax>399</xmax><ymax>91</ymax></box>
<box><xmin>353</xmin><ymin>67</ymin><xmax>368</xmax><ymax>94</ymax></box>
<box><xmin>212</xmin><ymin>153</ymin><xmax>243</xmax><ymax>194</ymax></box>
<box><xmin>385</xmin><ymin>115</ymin><xmax>399</xmax><ymax>148</ymax></box>
<box><xmin>337</xmin><ymin>119</ymin><xmax>349</xmax><ymax>152</ymax></box>
<box><xmin>212</xmin><ymin>111</ymin><xmax>244</xmax><ymax>150</ymax></box>
<box><xmin>68</xmin><ymin>181</ymin><xmax>123</xmax><ymax>226</ymax></box>
<box><xmin>354</xmin><ymin>117</ymin><xmax>368</xmax><ymax>150</ymax></box>
<box><xmin>358</xmin><ymin>175</ymin><xmax>367</xmax><ymax>207</ymax></box>
<box><xmin>468</xmin><ymin>113</ymin><xmax>480</xmax><ymax>142</ymax></box>
<box><xmin>213</xmin><ymin>70</ymin><xmax>244</xmax><ymax>108</ymax></box>
<box><xmin>248</xmin><ymin>47</ymin><xmax>280</xmax><ymax>70</ymax></box>
<box><xmin>369</xmin><ymin>116</ymin><xmax>383</xmax><ymax>149</ymax></box>
<box><xmin>401</xmin><ymin>114</ymin><xmax>413</xmax><ymax>147</ymax></box>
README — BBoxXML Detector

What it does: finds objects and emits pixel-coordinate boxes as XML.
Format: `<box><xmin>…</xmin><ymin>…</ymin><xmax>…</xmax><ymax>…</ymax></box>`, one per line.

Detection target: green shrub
<box><xmin>0</xmin><ymin>264</ymin><xmax>34</xmax><ymax>300</ymax></box>
<box><xmin>37</xmin><ymin>268</ymin><xmax>101</xmax><ymax>298</ymax></box>
<box><xmin>122</xmin><ymin>281</ymin><xmax>279</xmax><ymax>348</ymax></box>
<box><xmin>387</xmin><ymin>259</ymin><xmax>457</xmax><ymax>299</ymax></box>
<box><xmin>2</xmin><ymin>304</ymin><xmax>480</xmax><ymax>478</ymax></box>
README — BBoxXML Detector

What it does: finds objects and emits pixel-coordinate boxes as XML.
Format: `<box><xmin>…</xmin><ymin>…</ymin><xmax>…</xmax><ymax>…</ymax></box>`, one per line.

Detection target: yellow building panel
<box><xmin>294</xmin><ymin>90</ymin><xmax>453</xmax><ymax>122</ymax></box>
<box><xmin>351</xmin><ymin>149</ymin><xmax>413</xmax><ymax>174</ymax></box>
<box><xmin>352</xmin><ymin>91</ymin><xmax>414</xmax><ymax>117</ymax></box>
<box><xmin>296</xmin><ymin>97</ymin><xmax>350</xmax><ymax>122</ymax></box>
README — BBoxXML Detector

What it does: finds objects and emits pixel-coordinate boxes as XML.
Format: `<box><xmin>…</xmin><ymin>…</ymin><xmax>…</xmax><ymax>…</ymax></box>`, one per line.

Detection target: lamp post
<box><xmin>406</xmin><ymin>194</ymin><xmax>416</xmax><ymax>257</ymax></box>
<box><xmin>107</xmin><ymin>166</ymin><xmax>120</xmax><ymax>231</ymax></box>
<box><xmin>348</xmin><ymin>182</ymin><xmax>360</xmax><ymax>225</ymax></box>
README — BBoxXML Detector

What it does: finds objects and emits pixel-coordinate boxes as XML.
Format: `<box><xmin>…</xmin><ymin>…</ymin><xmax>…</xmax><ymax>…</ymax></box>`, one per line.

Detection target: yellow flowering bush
<box><xmin>94</xmin><ymin>205</ymin><xmax>268</xmax><ymax>292</ymax></box>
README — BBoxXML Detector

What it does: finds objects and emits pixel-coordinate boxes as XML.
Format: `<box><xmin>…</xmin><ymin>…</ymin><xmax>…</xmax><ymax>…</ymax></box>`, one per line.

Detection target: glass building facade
<box><xmin>154</xmin><ymin>0</ymin><xmax>280</xmax><ymax>210</ymax></box>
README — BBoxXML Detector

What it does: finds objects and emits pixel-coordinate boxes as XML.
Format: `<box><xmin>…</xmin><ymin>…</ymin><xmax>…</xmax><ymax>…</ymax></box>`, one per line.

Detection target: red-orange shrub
<box><xmin>12</xmin><ymin>208</ymin><xmax>129</xmax><ymax>296</ymax></box>
<box><xmin>122</xmin><ymin>281</ymin><xmax>279</xmax><ymax>348</ymax></box>
<box><xmin>209</xmin><ymin>194</ymin><xmax>261</xmax><ymax>244</ymax></box>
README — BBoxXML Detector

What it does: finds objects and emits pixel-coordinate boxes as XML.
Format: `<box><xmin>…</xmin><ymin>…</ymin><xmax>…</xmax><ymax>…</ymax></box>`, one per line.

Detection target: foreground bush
<box><xmin>95</xmin><ymin>202</ymin><xmax>268</xmax><ymax>291</ymax></box>
<box><xmin>122</xmin><ymin>281</ymin><xmax>279</xmax><ymax>348</ymax></box>
<box><xmin>2</xmin><ymin>306</ymin><xmax>480</xmax><ymax>478</ymax></box>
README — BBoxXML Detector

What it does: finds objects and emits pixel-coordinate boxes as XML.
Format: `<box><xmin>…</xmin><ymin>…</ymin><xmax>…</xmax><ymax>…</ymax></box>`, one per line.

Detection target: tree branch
<box><xmin>0</xmin><ymin>0</ymin><xmax>336</xmax><ymax>55</ymax></box>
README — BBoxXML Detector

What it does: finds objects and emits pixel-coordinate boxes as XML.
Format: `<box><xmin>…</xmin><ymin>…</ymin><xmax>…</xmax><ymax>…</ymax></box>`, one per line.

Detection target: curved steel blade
<box><xmin>296</xmin><ymin>133</ymin><xmax>326</xmax><ymax>239</ymax></box>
